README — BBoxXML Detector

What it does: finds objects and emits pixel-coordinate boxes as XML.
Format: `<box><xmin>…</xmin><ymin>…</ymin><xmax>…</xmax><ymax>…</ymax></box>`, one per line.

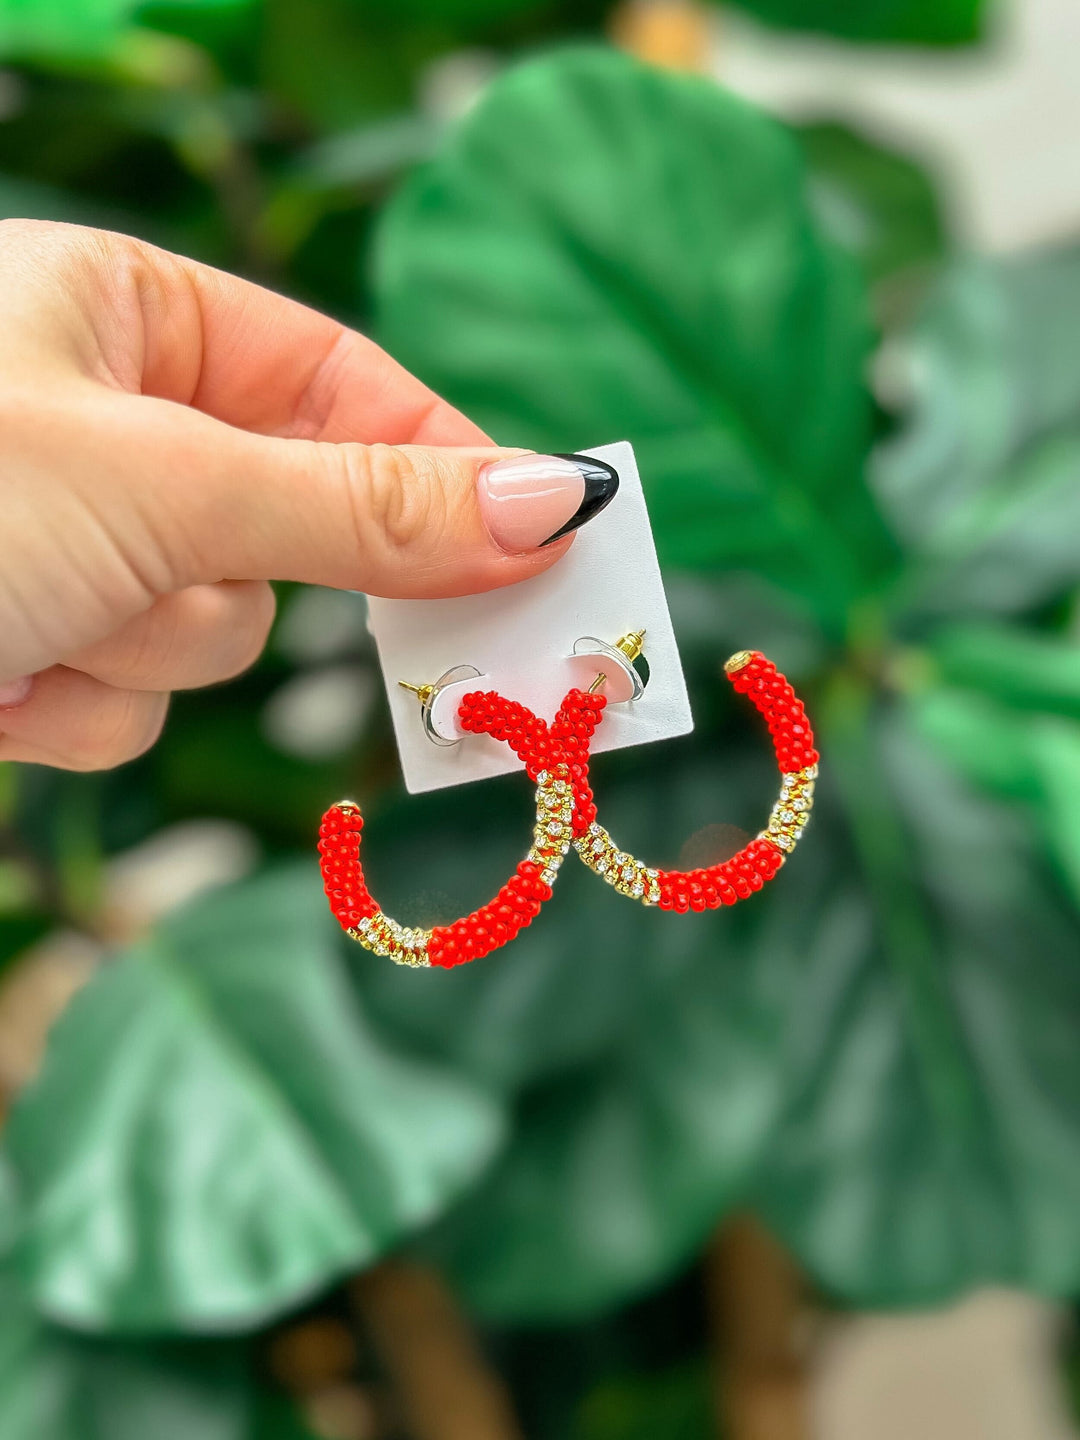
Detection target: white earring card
<box><xmin>366</xmin><ymin>440</ymin><xmax>694</xmax><ymax>795</ymax></box>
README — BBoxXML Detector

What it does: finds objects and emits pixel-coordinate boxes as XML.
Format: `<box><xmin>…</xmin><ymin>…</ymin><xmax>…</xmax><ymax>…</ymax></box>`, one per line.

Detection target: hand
<box><xmin>0</xmin><ymin>221</ymin><xmax>608</xmax><ymax>770</ymax></box>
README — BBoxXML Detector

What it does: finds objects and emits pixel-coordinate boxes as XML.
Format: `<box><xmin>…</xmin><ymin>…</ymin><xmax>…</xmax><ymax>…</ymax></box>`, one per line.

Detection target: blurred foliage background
<box><xmin>1</xmin><ymin>0</ymin><xmax>1080</xmax><ymax>1437</ymax></box>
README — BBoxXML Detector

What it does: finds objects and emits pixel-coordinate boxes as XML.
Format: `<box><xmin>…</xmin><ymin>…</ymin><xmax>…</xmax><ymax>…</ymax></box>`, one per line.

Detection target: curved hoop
<box><xmin>318</xmin><ymin>687</ymin><xmax>607</xmax><ymax>967</ymax></box>
<box><xmin>573</xmin><ymin>650</ymin><xmax>818</xmax><ymax>911</ymax></box>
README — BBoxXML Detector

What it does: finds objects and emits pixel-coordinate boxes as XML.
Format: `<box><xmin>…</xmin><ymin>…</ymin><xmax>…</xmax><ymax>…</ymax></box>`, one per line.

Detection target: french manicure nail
<box><xmin>478</xmin><ymin>452</ymin><xmax>619</xmax><ymax>553</ymax></box>
<box><xmin>0</xmin><ymin>675</ymin><xmax>32</xmax><ymax>709</ymax></box>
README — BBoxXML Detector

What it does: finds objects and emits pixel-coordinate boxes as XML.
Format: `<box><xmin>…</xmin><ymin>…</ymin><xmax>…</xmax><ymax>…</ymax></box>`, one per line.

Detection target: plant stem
<box><xmin>351</xmin><ymin>1261</ymin><xmax>524</xmax><ymax>1440</ymax></box>
<box><xmin>705</xmin><ymin>1215</ymin><xmax>811</xmax><ymax>1440</ymax></box>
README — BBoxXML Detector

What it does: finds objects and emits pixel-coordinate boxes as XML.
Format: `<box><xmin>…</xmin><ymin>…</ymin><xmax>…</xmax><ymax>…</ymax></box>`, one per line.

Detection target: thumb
<box><xmin>147</xmin><ymin>405</ymin><xmax>619</xmax><ymax>598</ymax></box>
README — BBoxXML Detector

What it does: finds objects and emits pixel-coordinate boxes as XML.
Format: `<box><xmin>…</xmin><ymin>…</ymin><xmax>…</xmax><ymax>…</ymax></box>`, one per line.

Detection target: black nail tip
<box><xmin>539</xmin><ymin>453</ymin><xmax>620</xmax><ymax>547</ymax></box>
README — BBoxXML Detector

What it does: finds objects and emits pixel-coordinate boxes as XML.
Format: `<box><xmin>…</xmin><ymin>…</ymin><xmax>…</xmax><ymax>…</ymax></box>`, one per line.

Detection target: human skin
<box><xmin>0</xmin><ymin>220</ymin><xmax>584</xmax><ymax>771</ymax></box>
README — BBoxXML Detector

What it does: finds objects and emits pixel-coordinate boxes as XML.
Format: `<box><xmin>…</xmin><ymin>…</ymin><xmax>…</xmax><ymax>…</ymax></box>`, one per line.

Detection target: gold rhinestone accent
<box><xmin>347</xmin><ymin>912</ymin><xmax>433</xmax><ymax>967</ymax></box>
<box><xmin>759</xmin><ymin>764</ymin><xmax>817</xmax><ymax>856</ymax></box>
<box><xmin>724</xmin><ymin>650</ymin><xmax>754</xmax><ymax>674</ymax></box>
<box><xmin>526</xmin><ymin>773</ymin><xmax>575</xmax><ymax>872</ymax></box>
<box><xmin>573</xmin><ymin>823</ymin><xmax>661</xmax><ymax>906</ymax></box>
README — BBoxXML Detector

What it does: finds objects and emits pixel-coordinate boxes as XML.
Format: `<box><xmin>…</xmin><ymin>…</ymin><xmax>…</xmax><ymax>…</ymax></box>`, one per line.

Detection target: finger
<box><xmin>110</xmin><ymin>395</ymin><xmax>602</xmax><ymax>598</ymax></box>
<box><xmin>0</xmin><ymin>220</ymin><xmax>490</xmax><ymax>447</ymax></box>
<box><xmin>63</xmin><ymin>582</ymin><xmax>275</xmax><ymax>691</ymax></box>
<box><xmin>0</xmin><ymin>667</ymin><xmax>168</xmax><ymax>771</ymax></box>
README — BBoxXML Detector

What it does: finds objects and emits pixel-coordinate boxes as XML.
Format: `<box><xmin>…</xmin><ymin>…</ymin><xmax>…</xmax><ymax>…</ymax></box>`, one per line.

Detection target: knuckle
<box><xmin>83</xmin><ymin>583</ymin><xmax>276</xmax><ymax>691</ymax></box>
<box><xmin>71</xmin><ymin>692</ymin><xmax>168</xmax><ymax>771</ymax></box>
<box><xmin>214</xmin><ymin>583</ymin><xmax>276</xmax><ymax>680</ymax></box>
<box><xmin>127</xmin><ymin>601</ymin><xmax>183</xmax><ymax>687</ymax></box>
<box><xmin>340</xmin><ymin>443</ymin><xmax>447</xmax><ymax>553</ymax></box>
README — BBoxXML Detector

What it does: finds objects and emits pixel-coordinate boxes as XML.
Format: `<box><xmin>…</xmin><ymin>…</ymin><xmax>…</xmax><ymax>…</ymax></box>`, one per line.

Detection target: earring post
<box><xmin>398</xmin><ymin>680</ymin><xmax>436</xmax><ymax>705</ymax></box>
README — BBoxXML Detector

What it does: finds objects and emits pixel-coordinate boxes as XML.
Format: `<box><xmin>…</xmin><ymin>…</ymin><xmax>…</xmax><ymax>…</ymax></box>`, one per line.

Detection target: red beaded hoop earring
<box><xmin>318</xmin><ymin>686</ymin><xmax>607</xmax><ymax>968</ymax></box>
<box><xmin>573</xmin><ymin>650</ymin><xmax>818</xmax><ymax>910</ymax></box>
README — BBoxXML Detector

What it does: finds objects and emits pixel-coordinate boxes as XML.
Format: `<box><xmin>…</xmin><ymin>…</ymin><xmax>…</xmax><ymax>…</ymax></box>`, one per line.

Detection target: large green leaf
<box><xmin>875</xmin><ymin>248</ymin><xmax>1080</xmax><ymax>617</ymax></box>
<box><xmin>375</xmin><ymin>47</ymin><xmax>896</xmax><ymax>628</ymax></box>
<box><xmin>4</xmin><ymin>865</ymin><xmax>504</xmax><ymax>1332</ymax></box>
<box><xmin>0</xmin><ymin>1262</ymin><xmax>318</xmax><ymax>1439</ymax></box>
<box><xmin>417</xmin><ymin>925</ymin><xmax>787</xmax><ymax>1320</ymax></box>
<box><xmin>753</xmin><ymin>704</ymin><xmax>1080</xmax><ymax>1303</ymax></box>
<box><xmin>730</xmin><ymin>0</ymin><xmax>985</xmax><ymax>45</ymax></box>
<box><xmin>0</xmin><ymin>1265</ymin><xmax>249</xmax><ymax>1440</ymax></box>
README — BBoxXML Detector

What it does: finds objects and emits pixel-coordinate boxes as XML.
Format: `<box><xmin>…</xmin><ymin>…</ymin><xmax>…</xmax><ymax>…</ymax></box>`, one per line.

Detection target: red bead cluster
<box><xmin>427</xmin><ymin>860</ymin><xmax>548</xmax><ymax>968</ymax></box>
<box><xmin>457</xmin><ymin>685</ymin><xmax>607</xmax><ymax>834</ymax></box>
<box><xmin>656</xmin><ymin>837</ymin><xmax>784</xmax><ymax>912</ymax></box>
<box><xmin>318</xmin><ymin>804</ymin><xmax>376</xmax><ymax>932</ymax></box>
<box><xmin>726</xmin><ymin>651</ymin><xmax>818</xmax><ymax>772</ymax></box>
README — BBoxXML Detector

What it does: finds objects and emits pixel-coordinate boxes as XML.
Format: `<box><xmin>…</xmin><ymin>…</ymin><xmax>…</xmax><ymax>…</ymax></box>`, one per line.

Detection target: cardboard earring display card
<box><xmin>366</xmin><ymin>440</ymin><xmax>694</xmax><ymax>795</ymax></box>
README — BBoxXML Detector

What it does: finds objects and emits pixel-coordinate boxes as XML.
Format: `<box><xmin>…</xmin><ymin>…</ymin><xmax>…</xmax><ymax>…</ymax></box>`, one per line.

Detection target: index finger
<box><xmin>0</xmin><ymin>220</ymin><xmax>489</xmax><ymax>448</ymax></box>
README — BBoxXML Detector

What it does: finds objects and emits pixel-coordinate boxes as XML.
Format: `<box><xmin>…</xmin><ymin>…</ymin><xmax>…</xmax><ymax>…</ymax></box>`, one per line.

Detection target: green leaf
<box><xmin>911</xmin><ymin>686</ymin><xmax>1041</xmax><ymax>800</ymax></box>
<box><xmin>796</xmin><ymin>121</ymin><xmax>947</xmax><ymax>287</ymax></box>
<box><xmin>931</xmin><ymin>623</ymin><xmax>1080</xmax><ymax>720</ymax></box>
<box><xmin>0</xmin><ymin>1265</ymin><xmax>253</xmax><ymax>1440</ymax></box>
<box><xmin>912</xmin><ymin>682</ymin><xmax>1080</xmax><ymax>906</ymax></box>
<box><xmin>5</xmin><ymin>864</ymin><xmax>504</xmax><ymax>1332</ymax></box>
<box><xmin>419</xmin><ymin>958</ymin><xmax>782</xmax><ymax>1321</ymax></box>
<box><xmin>875</xmin><ymin>247</ymin><xmax>1080</xmax><ymax>616</ymax></box>
<box><xmin>0</xmin><ymin>0</ymin><xmax>239</xmax><ymax>63</ymax></box>
<box><xmin>729</xmin><ymin>0</ymin><xmax>985</xmax><ymax>45</ymax></box>
<box><xmin>260</xmin><ymin>0</ymin><xmax>430</xmax><ymax>133</ymax></box>
<box><xmin>0</xmin><ymin>0</ymin><xmax>134</xmax><ymax>60</ymax></box>
<box><xmin>753</xmin><ymin>705</ymin><xmax>1080</xmax><ymax>1304</ymax></box>
<box><xmin>375</xmin><ymin>47</ymin><xmax>896</xmax><ymax>628</ymax></box>
<box><xmin>1027</xmin><ymin>717</ymin><xmax>1080</xmax><ymax>909</ymax></box>
<box><xmin>0</xmin><ymin>1259</ymin><xmax>320</xmax><ymax>1439</ymax></box>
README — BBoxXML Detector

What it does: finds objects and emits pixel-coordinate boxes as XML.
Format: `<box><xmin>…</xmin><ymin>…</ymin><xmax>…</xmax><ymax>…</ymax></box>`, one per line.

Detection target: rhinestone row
<box><xmin>761</xmin><ymin>763</ymin><xmax>818</xmax><ymax>854</ymax></box>
<box><xmin>348</xmin><ymin>912</ymin><xmax>432</xmax><ymax>968</ymax></box>
<box><xmin>574</xmin><ymin>824</ymin><xmax>661</xmax><ymax>904</ymax></box>
<box><xmin>527</xmin><ymin>772</ymin><xmax>575</xmax><ymax>886</ymax></box>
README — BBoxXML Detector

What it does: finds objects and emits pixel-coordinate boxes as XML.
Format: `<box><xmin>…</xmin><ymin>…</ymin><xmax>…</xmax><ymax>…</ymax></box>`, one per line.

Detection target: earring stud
<box><xmin>397</xmin><ymin>663</ymin><xmax>483</xmax><ymax>746</ymax></box>
<box><xmin>574</xmin><ymin>627</ymin><xmax>649</xmax><ymax>703</ymax></box>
